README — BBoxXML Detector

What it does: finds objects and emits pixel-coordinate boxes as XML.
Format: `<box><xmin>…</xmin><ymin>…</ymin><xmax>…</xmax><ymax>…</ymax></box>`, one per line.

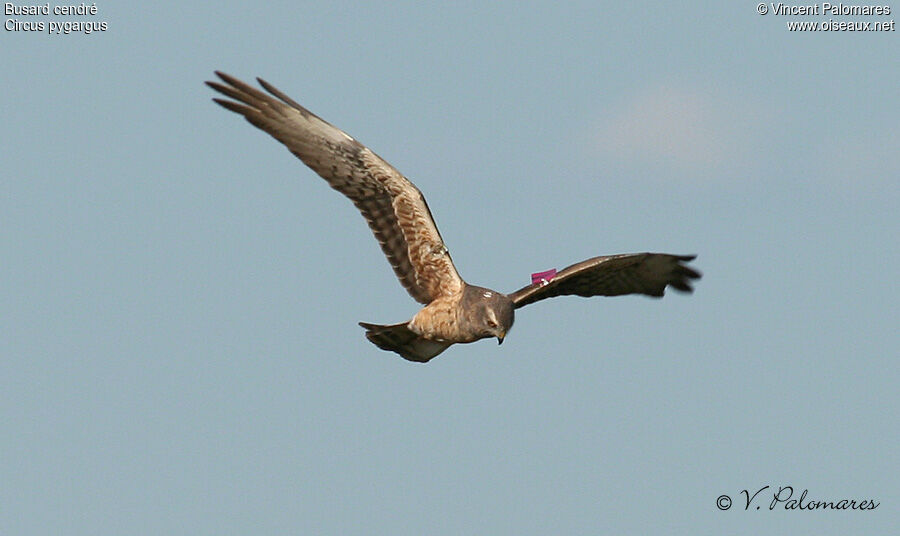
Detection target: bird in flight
<box><xmin>206</xmin><ymin>72</ymin><xmax>701</xmax><ymax>362</ymax></box>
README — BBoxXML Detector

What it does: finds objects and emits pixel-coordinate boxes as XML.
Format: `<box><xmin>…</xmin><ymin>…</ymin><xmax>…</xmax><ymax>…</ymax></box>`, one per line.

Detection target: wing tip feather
<box><xmin>210</xmin><ymin>97</ymin><xmax>252</xmax><ymax>116</ymax></box>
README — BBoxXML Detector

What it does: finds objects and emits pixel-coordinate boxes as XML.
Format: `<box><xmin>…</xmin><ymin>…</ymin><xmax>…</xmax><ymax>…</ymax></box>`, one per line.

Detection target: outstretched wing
<box><xmin>509</xmin><ymin>253</ymin><xmax>700</xmax><ymax>309</ymax></box>
<box><xmin>206</xmin><ymin>72</ymin><xmax>463</xmax><ymax>304</ymax></box>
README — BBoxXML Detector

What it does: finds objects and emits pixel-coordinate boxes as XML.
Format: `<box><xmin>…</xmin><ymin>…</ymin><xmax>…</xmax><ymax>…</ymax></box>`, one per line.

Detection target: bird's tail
<box><xmin>358</xmin><ymin>321</ymin><xmax>451</xmax><ymax>363</ymax></box>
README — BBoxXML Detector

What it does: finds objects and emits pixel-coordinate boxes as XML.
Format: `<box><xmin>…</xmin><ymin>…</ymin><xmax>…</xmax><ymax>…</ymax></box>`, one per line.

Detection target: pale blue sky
<box><xmin>2</xmin><ymin>2</ymin><xmax>898</xmax><ymax>534</ymax></box>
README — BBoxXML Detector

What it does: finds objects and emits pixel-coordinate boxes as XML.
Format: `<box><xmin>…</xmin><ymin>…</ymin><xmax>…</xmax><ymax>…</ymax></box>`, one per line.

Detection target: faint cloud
<box><xmin>594</xmin><ymin>82</ymin><xmax>757</xmax><ymax>176</ymax></box>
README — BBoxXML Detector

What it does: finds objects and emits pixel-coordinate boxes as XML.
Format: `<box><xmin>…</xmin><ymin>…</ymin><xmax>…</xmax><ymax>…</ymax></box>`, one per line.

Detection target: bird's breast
<box><xmin>409</xmin><ymin>295</ymin><xmax>479</xmax><ymax>343</ymax></box>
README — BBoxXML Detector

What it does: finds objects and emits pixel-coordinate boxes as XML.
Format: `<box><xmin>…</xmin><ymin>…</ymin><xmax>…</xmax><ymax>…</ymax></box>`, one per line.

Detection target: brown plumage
<box><xmin>207</xmin><ymin>72</ymin><xmax>701</xmax><ymax>362</ymax></box>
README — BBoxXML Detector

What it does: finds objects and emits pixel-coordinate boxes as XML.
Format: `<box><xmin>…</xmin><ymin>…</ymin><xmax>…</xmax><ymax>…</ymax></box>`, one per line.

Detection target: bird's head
<box><xmin>463</xmin><ymin>285</ymin><xmax>515</xmax><ymax>344</ymax></box>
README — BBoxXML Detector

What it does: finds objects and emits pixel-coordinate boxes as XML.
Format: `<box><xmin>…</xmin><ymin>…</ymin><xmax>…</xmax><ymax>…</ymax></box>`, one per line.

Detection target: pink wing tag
<box><xmin>531</xmin><ymin>268</ymin><xmax>557</xmax><ymax>286</ymax></box>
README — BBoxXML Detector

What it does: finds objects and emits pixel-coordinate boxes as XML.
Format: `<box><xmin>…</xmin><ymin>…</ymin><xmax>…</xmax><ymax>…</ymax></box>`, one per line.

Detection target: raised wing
<box><xmin>206</xmin><ymin>72</ymin><xmax>463</xmax><ymax>304</ymax></box>
<box><xmin>509</xmin><ymin>253</ymin><xmax>700</xmax><ymax>309</ymax></box>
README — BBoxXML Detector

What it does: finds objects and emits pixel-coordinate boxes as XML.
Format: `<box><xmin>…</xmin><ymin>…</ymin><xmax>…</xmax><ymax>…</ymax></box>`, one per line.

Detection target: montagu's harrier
<box><xmin>207</xmin><ymin>72</ymin><xmax>701</xmax><ymax>362</ymax></box>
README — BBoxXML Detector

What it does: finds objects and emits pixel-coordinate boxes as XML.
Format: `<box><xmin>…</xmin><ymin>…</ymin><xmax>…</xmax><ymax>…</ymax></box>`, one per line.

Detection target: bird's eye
<box><xmin>487</xmin><ymin>319</ymin><xmax>497</xmax><ymax>328</ymax></box>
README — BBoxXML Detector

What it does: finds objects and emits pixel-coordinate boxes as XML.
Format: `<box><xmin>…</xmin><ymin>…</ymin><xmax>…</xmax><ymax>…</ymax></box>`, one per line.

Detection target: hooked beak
<box><xmin>497</xmin><ymin>332</ymin><xmax>505</xmax><ymax>345</ymax></box>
